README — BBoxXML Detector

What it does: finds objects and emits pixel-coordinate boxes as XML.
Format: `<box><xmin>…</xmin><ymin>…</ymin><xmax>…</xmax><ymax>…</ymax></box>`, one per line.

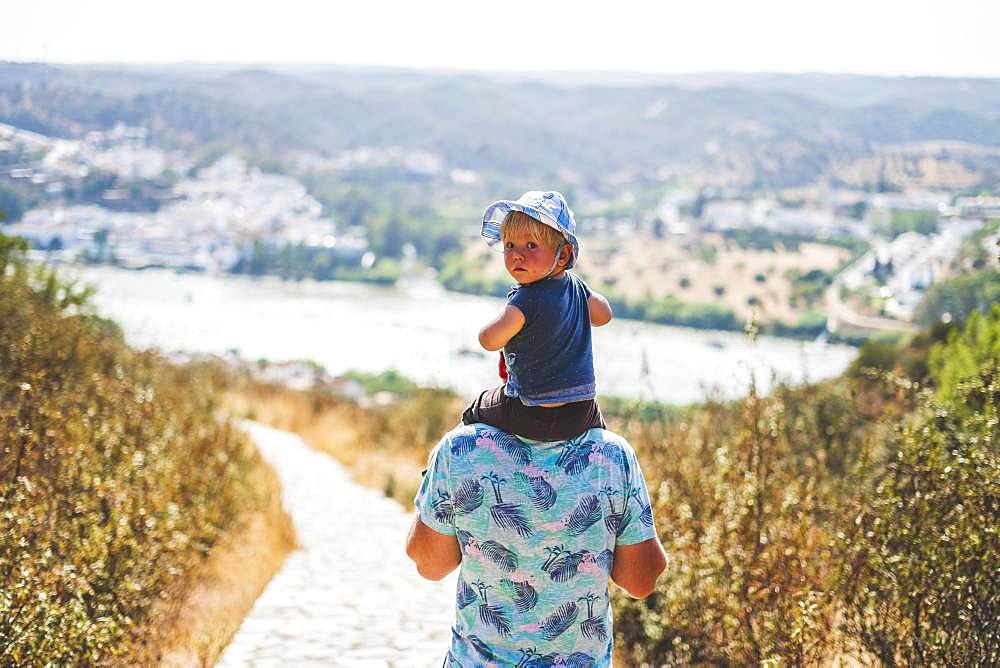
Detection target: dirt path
<box><xmin>217</xmin><ymin>421</ymin><xmax>456</xmax><ymax>667</ymax></box>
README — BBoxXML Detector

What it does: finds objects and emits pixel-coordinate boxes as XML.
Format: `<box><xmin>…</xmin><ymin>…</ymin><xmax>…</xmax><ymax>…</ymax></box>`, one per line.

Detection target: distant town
<box><xmin>1</xmin><ymin>120</ymin><xmax>997</xmax><ymax>337</ymax></box>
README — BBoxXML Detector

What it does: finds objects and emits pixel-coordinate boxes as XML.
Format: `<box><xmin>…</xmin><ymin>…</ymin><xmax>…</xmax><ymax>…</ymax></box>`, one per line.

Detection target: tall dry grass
<box><xmin>158</xmin><ymin>453</ymin><xmax>295</xmax><ymax>666</ymax></box>
<box><xmin>224</xmin><ymin>381</ymin><xmax>464</xmax><ymax>508</ymax></box>
<box><xmin>0</xmin><ymin>232</ymin><xmax>294</xmax><ymax>664</ymax></box>
<box><xmin>221</xmin><ymin>318</ymin><xmax>998</xmax><ymax>665</ymax></box>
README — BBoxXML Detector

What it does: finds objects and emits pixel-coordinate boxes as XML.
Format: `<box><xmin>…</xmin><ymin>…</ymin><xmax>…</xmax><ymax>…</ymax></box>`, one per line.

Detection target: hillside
<box><xmin>2</xmin><ymin>63</ymin><xmax>999</xmax><ymax>189</ymax></box>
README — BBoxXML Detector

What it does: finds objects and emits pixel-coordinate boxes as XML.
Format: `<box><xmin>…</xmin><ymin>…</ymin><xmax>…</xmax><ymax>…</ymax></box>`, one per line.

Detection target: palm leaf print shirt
<box><xmin>414</xmin><ymin>424</ymin><xmax>658</xmax><ymax>668</ymax></box>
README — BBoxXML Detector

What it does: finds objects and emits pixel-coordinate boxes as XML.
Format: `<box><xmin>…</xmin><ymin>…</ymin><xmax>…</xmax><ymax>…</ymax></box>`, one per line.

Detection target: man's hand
<box><xmin>610</xmin><ymin>536</ymin><xmax>667</xmax><ymax>598</ymax></box>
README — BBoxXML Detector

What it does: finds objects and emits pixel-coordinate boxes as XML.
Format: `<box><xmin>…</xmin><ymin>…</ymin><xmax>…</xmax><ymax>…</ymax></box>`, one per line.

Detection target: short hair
<box><xmin>500</xmin><ymin>210</ymin><xmax>565</xmax><ymax>248</ymax></box>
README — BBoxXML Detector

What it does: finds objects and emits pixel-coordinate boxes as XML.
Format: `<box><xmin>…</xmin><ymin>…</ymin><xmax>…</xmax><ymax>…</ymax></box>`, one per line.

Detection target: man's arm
<box><xmin>405</xmin><ymin>516</ymin><xmax>462</xmax><ymax>581</ymax></box>
<box><xmin>610</xmin><ymin>536</ymin><xmax>667</xmax><ymax>598</ymax></box>
<box><xmin>588</xmin><ymin>291</ymin><xmax>613</xmax><ymax>327</ymax></box>
<box><xmin>479</xmin><ymin>304</ymin><xmax>526</xmax><ymax>351</ymax></box>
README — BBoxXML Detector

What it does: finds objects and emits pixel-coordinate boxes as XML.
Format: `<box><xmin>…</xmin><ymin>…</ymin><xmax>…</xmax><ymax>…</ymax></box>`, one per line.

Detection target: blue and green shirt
<box><xmin>415</xmin><ymin>423</ymin><xmax>658</xmax><ymax>668</ymax></box>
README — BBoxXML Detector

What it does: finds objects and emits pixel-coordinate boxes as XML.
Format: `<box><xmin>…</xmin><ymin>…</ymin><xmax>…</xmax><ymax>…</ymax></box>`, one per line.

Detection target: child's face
<box><xmin>502</xmin><ymin>227</ymin><xmax>565</xmax><ymax>284</ymax></box>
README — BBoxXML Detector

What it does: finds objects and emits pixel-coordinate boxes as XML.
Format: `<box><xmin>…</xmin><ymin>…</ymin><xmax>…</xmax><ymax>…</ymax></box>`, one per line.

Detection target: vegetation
<box><xmin>913</xmin><ymin>268</ymin><xmax>1000</xmax><ymax>327</ymax></box>
<box><xmin>241</xmin><ymin>299</ymin><xmax>999</xmax><ymax>665</ymax></box>
<box><xmin>0</xmin><ymin>182</ymin><xmax>34</xmax><ymax>222</ymax></box>
<box><xmin>954</xmin><ymin>218</ymin><xmax>999</xmax><ymax>270</ymax></box>
<box><xmin>614</xmin><ymin>305</ymin><xmax>999</xmax><ymax>665</ymax></box>
<box><xmin>928</xmin><ymin>303</ymin><xmax>1000</xmax><ymax>403</ymax></box>
<box><xmin>787</xmin><ymin>267</ymin><xmax>833</xmax><ymax>307</ymax></box>
<box><xmin>0</xmin><ymin>232</ymin><xmax>284</xmax><ymax>663</ymax></box>
<box><xmin>230</xmin><ymin>240</ymin><xmax>401</xmax><ymax>284</ymax></box>
<box><xmin>300</xmin><ymin>176</ymin><xmax>466</xmax><ymax>265</ymax></box>
<box><xmin>340</xmin><ymin>368</ymin><xmax>422</xmax><ymax>397</ymax></box>
<box><xmin>875</xmin><ymin>209</ymin><xmax>939</xmax><ymax>239</ymax></box>
<box><xmin>438</xmin><ymin>251</ymin><xmax>512</xmax><ymax>299</ymax></box>
<box><xmin>224</xmin><ymin>381</ymin><xmax>463</xmax><ymax>507</ymax></box>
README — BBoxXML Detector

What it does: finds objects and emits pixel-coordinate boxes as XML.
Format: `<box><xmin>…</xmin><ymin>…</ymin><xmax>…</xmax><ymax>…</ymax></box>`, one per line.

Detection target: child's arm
<box><xmin>405</xmin><ymin>516</ymin><xmax>462</xmax><ymax>581</ymax></box>
<box><xmin>588</xmin><ymin>291</ymin><xmax>613</xmax><ymax>327</ymax></box>
<box><xmin>478</xmin><ymin>305</ymin><xmax>526</xmax><ymax>351</ymax></box>
<box><xmin>610</xmin><ymin>536</ymin><xmax>668</xmax><ymax>598</ymax></box>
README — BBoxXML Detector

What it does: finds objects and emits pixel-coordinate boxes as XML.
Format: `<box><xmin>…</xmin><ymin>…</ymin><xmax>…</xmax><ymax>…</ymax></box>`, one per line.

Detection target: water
<box><xmin>69</xmin><ymin>266</ymin><xmax>857</xmax><ymax>404</ymax></box>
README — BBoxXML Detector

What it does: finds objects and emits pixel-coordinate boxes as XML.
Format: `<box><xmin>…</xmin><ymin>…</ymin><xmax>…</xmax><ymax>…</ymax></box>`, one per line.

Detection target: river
<box><xmin>68</xmin><ymin>266</ymin><xmax>857</xmax><ymax>404</ymax></box>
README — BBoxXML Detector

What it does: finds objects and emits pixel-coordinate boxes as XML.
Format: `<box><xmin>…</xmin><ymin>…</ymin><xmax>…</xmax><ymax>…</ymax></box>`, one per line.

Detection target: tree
<box><xmin>928</xmin><ymin>303</ymin><xmax>1000</xmax><ymax>405</ymax></box>
<box><xmin>914</xmin><ymin>269</ymin><xmax>1000</xmax><ymax>327</ymax></box>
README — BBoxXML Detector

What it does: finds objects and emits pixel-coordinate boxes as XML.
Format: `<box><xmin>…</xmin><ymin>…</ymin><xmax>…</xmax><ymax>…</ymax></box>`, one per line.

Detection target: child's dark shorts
<box><xmin>461</xmin><ymin>385</ymin><xmax>606</xmax><ymax>442</ymax></box>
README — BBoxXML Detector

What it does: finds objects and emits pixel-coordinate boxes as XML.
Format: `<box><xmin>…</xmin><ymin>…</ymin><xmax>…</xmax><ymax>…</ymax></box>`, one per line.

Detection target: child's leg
<box><xmin>461</xmin><ymin>385</ymin><xmax>511</xmax><ymax>431</ymax></box>
<box><xmin>519</xmin><ymin>398</ymin><xmax>605</xmax><ymax>442</ymax></box>
<box><xmin>463</xmin><ymin>388</ymin><xmax>605</xmax><ymax>441</ymax></box>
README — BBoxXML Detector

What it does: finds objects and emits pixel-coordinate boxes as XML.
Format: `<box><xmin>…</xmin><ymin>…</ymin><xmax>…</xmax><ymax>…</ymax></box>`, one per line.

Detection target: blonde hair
<box><xmin>500</xmin><ymin>211</ymin><xmax>565</xmax><ymax>248</ymax></box>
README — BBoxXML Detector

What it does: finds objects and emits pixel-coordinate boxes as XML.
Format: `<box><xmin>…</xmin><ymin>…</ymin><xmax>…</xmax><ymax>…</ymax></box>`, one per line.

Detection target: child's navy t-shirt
<box><xmin>414</xmin><ymin>423</ymin><xmax>658</xmax><ymax>667</ymax></box>
<box><xmin>503</xmin><ymin>272</ymin><xmax>595</xmax><ymax>406</ymax></box>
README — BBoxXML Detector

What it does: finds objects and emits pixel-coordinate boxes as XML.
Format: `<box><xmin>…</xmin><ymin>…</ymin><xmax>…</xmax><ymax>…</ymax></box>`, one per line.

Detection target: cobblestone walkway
<box><xmin>218</xmin><ymin>422</ymin><xmax>455</xmax><ymax>667</ymax></box>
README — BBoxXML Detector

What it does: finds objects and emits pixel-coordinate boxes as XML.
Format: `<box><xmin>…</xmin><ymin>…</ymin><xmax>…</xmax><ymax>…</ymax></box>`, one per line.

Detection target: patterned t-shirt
<box><xmin>414</xmin><ymin>423</ymin><xmax>658</xmax><ymax>668</ymax></box>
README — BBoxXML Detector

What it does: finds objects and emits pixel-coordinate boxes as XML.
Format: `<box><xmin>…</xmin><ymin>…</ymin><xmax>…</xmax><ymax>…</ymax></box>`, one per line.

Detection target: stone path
<box><xmin>218</xmin><ymin>421</ymin><xmax>456</xmax><ymax>667</ymax></box>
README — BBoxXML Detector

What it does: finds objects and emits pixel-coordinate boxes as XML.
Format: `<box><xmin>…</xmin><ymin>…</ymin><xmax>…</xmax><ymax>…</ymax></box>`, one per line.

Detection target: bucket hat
<box><xmin>481</xmin><ymin>190</ymin><xmax>580</xmax><ymax>269</ymax></box>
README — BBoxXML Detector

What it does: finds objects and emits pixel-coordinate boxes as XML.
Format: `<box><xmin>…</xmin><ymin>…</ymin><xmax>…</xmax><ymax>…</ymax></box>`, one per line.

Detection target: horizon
<box><xmin>6</xmin><ymin>61</ymin><xmax>999</xmax><ymax>83</ymax></box>
<box><xmin>6</xmin><ymin>0</ymin><xmax>999</xmax><ymax>79</ymax></box>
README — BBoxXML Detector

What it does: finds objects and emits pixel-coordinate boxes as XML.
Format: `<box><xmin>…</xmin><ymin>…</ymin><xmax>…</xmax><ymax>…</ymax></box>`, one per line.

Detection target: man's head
<box><xmin>500</xmin><ymin>211</ymin><xmax>572</xmax><ymax>284</ymax></box>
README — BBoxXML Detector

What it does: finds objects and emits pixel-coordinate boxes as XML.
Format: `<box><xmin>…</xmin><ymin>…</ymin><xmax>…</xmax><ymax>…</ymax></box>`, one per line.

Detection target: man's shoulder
<box><xmin>441</xmin><ymin>422</ymin><xmax>480</xmax><ymax>446</ymax></box>
<box><xmin>583</xmin><ymin>427</ymin><xmax>631</xmax><ymax>451</ymax></box>
<box><xmin>457</xmin><ymin>424</ymin><xmax>633</xmax><ymax>450</ymax></box>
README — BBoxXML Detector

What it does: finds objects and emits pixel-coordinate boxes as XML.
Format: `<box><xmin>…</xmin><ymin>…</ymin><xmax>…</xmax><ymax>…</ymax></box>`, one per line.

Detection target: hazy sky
<box><xmin>6</xmin><ymin>0</ymin><xmax>998</xmax><ymax>77</ymax></box>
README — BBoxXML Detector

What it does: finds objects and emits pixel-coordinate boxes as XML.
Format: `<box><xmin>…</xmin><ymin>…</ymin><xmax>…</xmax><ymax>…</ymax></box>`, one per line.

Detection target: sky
<box><xmin>5</xmin><ymin>0</ymin><xmax>999</xmax><ymax>78</ymax></box>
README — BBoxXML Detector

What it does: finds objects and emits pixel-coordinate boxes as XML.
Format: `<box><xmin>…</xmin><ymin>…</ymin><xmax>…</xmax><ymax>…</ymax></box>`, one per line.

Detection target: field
<box><xmin>466</xmin><ymin>232</ymin><xmax>850</xmax><ymax>324</ymax></box>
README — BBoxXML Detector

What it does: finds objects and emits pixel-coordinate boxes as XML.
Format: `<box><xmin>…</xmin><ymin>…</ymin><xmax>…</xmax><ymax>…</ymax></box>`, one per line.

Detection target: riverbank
<box><xmin>69</xmin><ymin>264</ymin><xmax>858</xmax><ymax>405</ymax></box>
<box><xmin>438</xmin><ymin>232</ymin><xmax>864</xmax><ymax>341</ymax></box>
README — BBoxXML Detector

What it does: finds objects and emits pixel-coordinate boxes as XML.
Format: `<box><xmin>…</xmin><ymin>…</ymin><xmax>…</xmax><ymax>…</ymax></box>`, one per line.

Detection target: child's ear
<box><xmin>557</xmin><ymin>244</ymin><xmax>572</xmax><ymax>267</ymax></box>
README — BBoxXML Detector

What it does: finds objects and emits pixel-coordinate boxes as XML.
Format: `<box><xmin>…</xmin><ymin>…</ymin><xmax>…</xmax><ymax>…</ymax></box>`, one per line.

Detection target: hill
<box><xmin>2</xmin><ymin>63</ymin><xmax>999</xmax><ymax>190</ymax></box>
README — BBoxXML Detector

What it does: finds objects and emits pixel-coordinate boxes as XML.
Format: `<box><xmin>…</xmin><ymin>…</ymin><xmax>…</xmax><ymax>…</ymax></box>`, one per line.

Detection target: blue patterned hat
<box><xmin>481</xmin><ymin>190</ymin><xmax>580</xmax><ymax>269</ymax></box>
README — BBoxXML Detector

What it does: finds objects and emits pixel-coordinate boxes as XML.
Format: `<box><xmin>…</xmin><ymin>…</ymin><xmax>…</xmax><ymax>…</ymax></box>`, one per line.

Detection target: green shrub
<box><xmin>875</xmin><ymin>210</ymin><xmax>939</xmax><ymax>239</ymax></box>
<box><xmin>913</xmin><ymin>269</ymin><xmax>1000</xmax><ymax>327</ymax></box>
<box><xmin>837</xmin><ymin>363</ymin><xmax>999</xmax><ymax>665</ymax></box>
<box><xmin>929</xmin><ymin>303</ymin><xmax>1000</xmax><ymax>404</ymax></box>
<box><xmin>437</xmin><ymin>251</ymin><xmax>511</xmax><ymax>298</ymax></box>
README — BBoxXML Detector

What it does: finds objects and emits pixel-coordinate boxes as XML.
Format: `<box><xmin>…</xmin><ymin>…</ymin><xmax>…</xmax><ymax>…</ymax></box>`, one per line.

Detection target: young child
<box><xmin>461</xmin><ymin>191</ymin><xmax>613</xmax><ymax>442</ymax></box>
<box><xmin>404</xmin><ymin>191</ymin><xmax>666</xmax><ymax>667</ymax></box>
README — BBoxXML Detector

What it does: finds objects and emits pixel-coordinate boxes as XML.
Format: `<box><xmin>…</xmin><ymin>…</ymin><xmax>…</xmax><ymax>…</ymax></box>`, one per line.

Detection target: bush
<box><xmin>838</xmin><ymin>363</ymin><xmax>999</xmax><ymax>664</ymax></box>
<box><xmin>914</xmin><ymin>269</ymin><xmax>1000</xmax><ymax>329</ymax></box>
<box><xmin>437</xmin><ymin>251</ymin><xmax>511</xmax><ymax>298</ymax></box>
<box><xmin>875</xmin><ymin>210</ymin><xmax>939</xmax><ymax>239</ymax></box>
<box><xmin>0</xmin><ymin>233</ymin><xmax>261</xmax><ymax>663</ymax></box>
<box><xmin>614</xmin><ymin>377</ymin><xmax>879</xmax><ymax>664</ymax></box>
<box><xmin>928</xmin><ymin>303</ymin><xmax>1000</xmax><ymax>404</ymax></box>
<box><xmin>614</xmin><ymin>314</ymin><xmax>1000</xmax><ymax>664</ymax></box>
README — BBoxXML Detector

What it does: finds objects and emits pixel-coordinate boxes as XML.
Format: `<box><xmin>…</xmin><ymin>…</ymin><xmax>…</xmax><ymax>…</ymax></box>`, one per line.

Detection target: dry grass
<box><xmin>222</xmin><ymin>382</ymin><xmax>463</xmax><ymax>509</ymax></box>
<box><xmin>467</xmin><ymin>232</ymin><xmax>848</xmax><ymax>323</ymax></box>
<box><xmin>583</xmin><ymin>234</ymin><xmax>847</xmax><ymax>321</ymax></box>
<box><xmin>155</xmin><ymin>442</ymin><xmax>296</xmax><ymax>667</ymax></box>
